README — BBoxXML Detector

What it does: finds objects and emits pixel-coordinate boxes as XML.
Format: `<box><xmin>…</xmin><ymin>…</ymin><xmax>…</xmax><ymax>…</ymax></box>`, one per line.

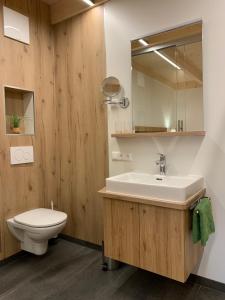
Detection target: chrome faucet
<box><xmin>156</xmin><ymin>153</ymin><xmax>166</xmax><ymax>175</ymax></box>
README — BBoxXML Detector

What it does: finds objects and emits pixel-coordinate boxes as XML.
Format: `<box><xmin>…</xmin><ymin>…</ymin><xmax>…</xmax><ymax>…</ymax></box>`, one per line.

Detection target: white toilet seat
<box><xmin>7</xmin><ymin>208</ymin><xmax>67</xmax><ymax>255</ymax></box>
<box><xmin>14</xmin><ymin>208</ymin><xmax>67</xmax><ymax>228</ymax></box>
<box><xmin>9</xmin><ymin>218</ymin><xmax>66</xmax><ymax>232</ymax></box>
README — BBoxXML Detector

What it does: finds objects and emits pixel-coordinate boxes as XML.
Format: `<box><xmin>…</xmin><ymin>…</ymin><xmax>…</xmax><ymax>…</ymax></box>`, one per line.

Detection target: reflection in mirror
<box><xmin>101</xmin><ymin>76</ymin><xmax>129</xmax><ymax>109</ymax></box>
<box><xmin>101</xmin><ymin>76</ymin><xmax>121</xmax><ymax>97</ymax></box>
<box><xmin>131</xmin><ymin>22</ymin><xmax>203</xmax><ymax>133</ymax></box>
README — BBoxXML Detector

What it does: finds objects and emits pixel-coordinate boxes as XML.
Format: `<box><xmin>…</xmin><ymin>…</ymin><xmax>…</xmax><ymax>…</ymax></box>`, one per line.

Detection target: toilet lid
<box><xmin>14</xmin><ymin>208</ymin><xmax>67</xmax><ymax>228</ymax></box>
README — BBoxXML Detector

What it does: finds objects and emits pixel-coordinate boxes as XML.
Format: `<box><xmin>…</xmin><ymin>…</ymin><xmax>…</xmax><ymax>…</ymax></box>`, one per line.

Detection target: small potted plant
<box><xmin>11</xmin><ymin>114</ymin><xmax>22</xmax><ymax>134</ymax></box>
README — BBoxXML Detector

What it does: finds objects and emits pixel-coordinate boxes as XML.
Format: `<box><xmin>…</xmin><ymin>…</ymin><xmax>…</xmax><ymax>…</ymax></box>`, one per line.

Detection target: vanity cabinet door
<box><xmin>139</xmin><ymin>204</ymin><xmax>185</xmax><ymax>282</ymax></box>
<box><xmin>103</xmin><ymin>198</ymin><xmax>140</xmax><ymax>267</ymax></box>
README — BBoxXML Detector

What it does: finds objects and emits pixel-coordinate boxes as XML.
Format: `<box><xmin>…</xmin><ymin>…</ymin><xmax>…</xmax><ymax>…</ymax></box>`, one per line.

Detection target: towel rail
<box><xmin>189</xmin><ymin>195</ymin><xmax>209</xmax><ymax>213</ymax></box>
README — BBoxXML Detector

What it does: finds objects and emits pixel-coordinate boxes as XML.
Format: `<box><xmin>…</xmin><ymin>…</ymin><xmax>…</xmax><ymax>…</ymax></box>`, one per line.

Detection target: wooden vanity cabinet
<box><xmin>104</xmin><ymin>199</ymin><xmax>140</xmax><ymax>267</ymax></box>
<box><xmin>139</xmin><ymin>204</ymin><xmax>203</xmax><ymax>282</ymax></box>
<box><xmin>103</xmin><ymin>195</ymin><xmax>203</xmax><ymax>283</ymax></box>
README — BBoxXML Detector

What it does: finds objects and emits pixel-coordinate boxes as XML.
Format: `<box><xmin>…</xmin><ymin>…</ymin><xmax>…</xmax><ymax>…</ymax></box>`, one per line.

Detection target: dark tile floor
<box><xmin>0</xmin><ymin>239</ymin><xmax>224</xmax><ymax>300</ymax></box>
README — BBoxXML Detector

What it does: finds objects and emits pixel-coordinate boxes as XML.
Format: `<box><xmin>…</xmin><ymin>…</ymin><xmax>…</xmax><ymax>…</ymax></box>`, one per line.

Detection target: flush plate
<box><xmin>10</xmin><ymin>146</ymin><xmax>34</xmax><ymax>165</ymax></box>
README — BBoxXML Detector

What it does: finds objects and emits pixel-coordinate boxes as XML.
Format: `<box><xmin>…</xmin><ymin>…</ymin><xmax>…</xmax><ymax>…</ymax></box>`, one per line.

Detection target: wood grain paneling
<box><xmin>50</xmin><ymin>0</ymin><xmax>109</xmax><ymax>24</ymax></box>
<box><xmin>99</xmin><ymin>188</ymin><xmax>206</xmax><ymax>211</ymax></box>
<box><xmin>139</xmin><ymin>204</ymin><xmax>203</xmax><ymax>282</ymax></box>
<box><xmin>54</xmin><ymin>6</ymin><xmax>107</xmax><ymax>245</ymax></box>
<box><xmin>140</xmin><ymin>205</ymin><xmax>185</xmax><ymax>281</ymax></box>
<box><xmin>104</xmin><ymin>199</ymin><xmax>140</xmax><ymax>267</ymax></box>
<box><xmin>131</xmin><ymin>22</ymin><xmax>202</xmax><ymax>51</ymax></box>
<box><xmin>42</xmin><ymin>0</ymin><xmax>59</xmax><ymax>4</ymax></box>
<box><xmin>0</xmin><ymin>0</ymin><xmax>58</xmax><ymax>258</ymax></box>
<box><xmin>102</xmin><ymin>195</ymin><xmax>203</xmax><ymax>283</ymax></box>
<box><xmin>0</xmin><ymin>1</ymin><xmax>107</xmax><ymax>259</ymax></box>
<box><xmin>111</xmin><ymin>131</ymin><xmax>206</xmax><ymax>138</ymax></box>
<box><xmin>135</xmin><ymin>126</ymin><xmax>167</xmax><ymax>133</ymax></box>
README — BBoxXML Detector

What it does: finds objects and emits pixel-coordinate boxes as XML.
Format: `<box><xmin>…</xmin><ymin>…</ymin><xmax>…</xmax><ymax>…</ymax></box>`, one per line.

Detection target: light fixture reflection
<box><xmin>83</xmin><ymin>0</ymin><xmax>94</xmax><ymax>6</ymax></box>
<box><xmin>138</xmin><ymin>39</ymin><xmax>149</xmax><ymax>47</ymax></box>
<box><xmin>154</xmin><ymin>50</ymin><xmax>181</xmax><ymax>70</ymax></box>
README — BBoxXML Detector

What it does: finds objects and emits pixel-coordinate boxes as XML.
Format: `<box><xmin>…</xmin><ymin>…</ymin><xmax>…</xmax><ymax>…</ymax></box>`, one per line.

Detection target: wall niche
<box><xmin>4</xmin><ymin>86</ymin><xmax>35</xmax><ymax>135</ymax></box>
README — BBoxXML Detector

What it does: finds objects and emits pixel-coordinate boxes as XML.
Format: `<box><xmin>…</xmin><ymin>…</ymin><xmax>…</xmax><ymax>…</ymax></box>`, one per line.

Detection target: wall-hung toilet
<box><xmin>7</xmin><ymin>208</ymin><xmax>67</xmax><ymax>255</ymax></box>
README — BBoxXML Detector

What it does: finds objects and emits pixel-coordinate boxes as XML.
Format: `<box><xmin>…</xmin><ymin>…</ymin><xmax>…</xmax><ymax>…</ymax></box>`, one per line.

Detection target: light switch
<box><xmin>112</xmin><ymin>151</ymin><xmax>123</xmax><ymax>161</ymax></box>
<box><xmin>10</xmin><ymin>146</ymin><xmax>34</xmax><ymax>165</ymax></box>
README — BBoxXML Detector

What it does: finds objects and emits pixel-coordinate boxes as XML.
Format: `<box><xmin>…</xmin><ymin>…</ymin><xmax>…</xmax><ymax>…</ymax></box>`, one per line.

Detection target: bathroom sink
<box><xmin>106</xmin><ymin>172</ymin><xmax>204</xmax><ymax>201</ymax></box>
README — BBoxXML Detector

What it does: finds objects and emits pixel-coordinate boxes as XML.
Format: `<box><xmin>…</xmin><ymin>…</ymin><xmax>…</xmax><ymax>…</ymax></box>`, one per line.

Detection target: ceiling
<box><xmin>41</xmin><ymin>0</ymin><xmax>109</xmax><ymax>24</ymax></box>
<box><xmin>41</xmin><ymin>0</ymin><xmax>60</xmax><ymax>5</ymax></box>
<box><xmin>132</xmin><ymin>22</ymin><xmax>203</xmax><ymax>91</ymax></box>
<box><xmin>132</xmin><ymin>41</ymin><xmax>203</xmax><ymax>90</ymax></box>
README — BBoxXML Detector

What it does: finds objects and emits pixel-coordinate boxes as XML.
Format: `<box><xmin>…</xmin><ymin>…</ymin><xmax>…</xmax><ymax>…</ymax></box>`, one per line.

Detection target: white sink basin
<box><xmin>106</xmin><ymin>172</ymin><xmax>204</xmax><ymax>202</ymax></box>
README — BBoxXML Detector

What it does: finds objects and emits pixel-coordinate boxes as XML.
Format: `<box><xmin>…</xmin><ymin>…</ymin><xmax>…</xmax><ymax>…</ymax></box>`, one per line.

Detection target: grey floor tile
<box><xmin>0</xmin><ymin>239</ymin><xmax>224</xmax><ymax>300</ymax></box>
<box><xmin>110</xmin><ymin>270</ymin><xmax>200</xmax><ymax>300</ymax></box>
<box><xmin>195</xmin><ymin>286</ymin><xmax>225</xmax><ymax>300</ymax></box>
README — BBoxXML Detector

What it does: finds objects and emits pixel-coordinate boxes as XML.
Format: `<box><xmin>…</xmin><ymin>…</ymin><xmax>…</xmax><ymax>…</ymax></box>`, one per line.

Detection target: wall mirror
<box><xmin>131</xmin><ymin>22</ymin><xmax>203</xmax><ymax>134</ymax></box>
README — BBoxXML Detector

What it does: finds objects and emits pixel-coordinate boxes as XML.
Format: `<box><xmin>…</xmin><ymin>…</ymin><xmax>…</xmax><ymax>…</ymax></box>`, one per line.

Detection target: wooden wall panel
<box><xmin>0</xmin><ymin>1</ymin><xmax>107</xmax><ymax>259</ymax></box>
<box><xmin>54</xmin><ymin>6</ymin><xmax>107</xmax><ymax>245</ymax></box>
<box><xmin>0</xmin><ymin>0</ymin><xmax>58</xmax><ymax>258</ymax></box>
<box><xmin>50</xmin><ymin>0</ymin><xmax>109</xmax><ymax>24</ymax></box>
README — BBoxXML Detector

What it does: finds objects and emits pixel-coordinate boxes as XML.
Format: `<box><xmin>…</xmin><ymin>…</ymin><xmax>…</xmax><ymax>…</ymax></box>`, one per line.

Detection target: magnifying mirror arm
<box><xmin>103</xmin><ymin>97</ymin><xmax>129</xmax><ymax>109</ymax></box>
<box><xmin>104</xmin><ymin>96</ymin><xmax>119</xmax><ymax>104</ymax></box>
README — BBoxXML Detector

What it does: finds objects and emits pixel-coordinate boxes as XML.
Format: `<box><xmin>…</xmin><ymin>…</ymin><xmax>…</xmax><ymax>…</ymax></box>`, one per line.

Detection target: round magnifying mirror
<box><xmin>101</xmin><ymin>76</ymin><xmax>121</xmax><ymax>98</ymax></box>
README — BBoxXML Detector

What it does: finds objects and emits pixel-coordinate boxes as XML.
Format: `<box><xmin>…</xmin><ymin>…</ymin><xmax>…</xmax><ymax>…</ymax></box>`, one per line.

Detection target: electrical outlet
<box><xmin>123</xmin><ymin>153</ymin><xmax>133</xmax><ymax>161</ymax></box>
<box><xmin>112</xmin><ymin>152</ymin><xmax>133</xmax><ymax>161</ymax></box>
<box><xmin>126</xmin><ymin>153</ymin><xmax>133</xmax><ymax>161</ymax></box>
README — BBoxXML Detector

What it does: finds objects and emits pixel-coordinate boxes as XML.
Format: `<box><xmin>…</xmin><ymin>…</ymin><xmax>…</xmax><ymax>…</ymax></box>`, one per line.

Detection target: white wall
<box><xmin>104</xmin><ymin>0</ymin><xmax>225</xmax><ymax>283</ymax></box>
<box><xmin>177</xmin><ymin>87</ymin><xmax>204</xmax><ymax>131</ymax></box>
<box><xmin>132</xmin><ymin>69</ymin><xmax>203</xmax><ymax>131</ymax></box>
<box><xmin>132</xmin><ymin>69</ymin><xmax>177</xmax><ymax>129</ymax></box>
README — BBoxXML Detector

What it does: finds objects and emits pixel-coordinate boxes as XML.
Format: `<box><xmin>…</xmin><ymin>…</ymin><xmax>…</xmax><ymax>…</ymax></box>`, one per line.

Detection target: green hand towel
<box><xmin>192</xmin><ymin>197</ymin><xmax>215</xmax><ymax>246</ymax></box>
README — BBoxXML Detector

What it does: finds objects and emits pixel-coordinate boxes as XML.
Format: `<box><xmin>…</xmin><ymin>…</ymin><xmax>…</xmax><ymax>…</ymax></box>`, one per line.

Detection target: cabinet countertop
<box><xmin>98</xmin><ymin>188</ymin><xmax>206</xmax><ymax>210</ymax></box>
